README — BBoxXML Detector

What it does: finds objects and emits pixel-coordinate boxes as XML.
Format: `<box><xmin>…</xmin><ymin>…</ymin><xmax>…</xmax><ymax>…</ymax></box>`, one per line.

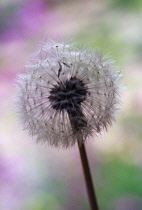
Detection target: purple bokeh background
<box><xmin>0</xmin><ymin>0</ymin><xmax>142</xmax><ymax>209</ymax></box>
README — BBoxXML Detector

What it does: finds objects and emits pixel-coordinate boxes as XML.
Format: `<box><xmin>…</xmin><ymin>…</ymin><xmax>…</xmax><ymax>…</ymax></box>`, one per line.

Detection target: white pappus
<box><xmin>15</xmin><ymin>39</ymin><xmax>122</xmax><ymax>148</ymax></box>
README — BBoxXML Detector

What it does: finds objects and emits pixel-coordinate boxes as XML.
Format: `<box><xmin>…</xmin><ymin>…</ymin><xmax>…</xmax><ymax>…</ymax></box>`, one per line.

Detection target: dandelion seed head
<box><xmin>15</xmin><ymin>39</ymin><xmax>122</xmax><ymax>148</ymax></box>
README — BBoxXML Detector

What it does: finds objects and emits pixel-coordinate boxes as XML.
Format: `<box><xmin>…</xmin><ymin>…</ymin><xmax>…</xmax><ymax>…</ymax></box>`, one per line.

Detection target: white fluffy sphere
<box><xmin>15</xmin><ymin>40</ymin><xmax>122</xmax><ymax>148</ymax></box>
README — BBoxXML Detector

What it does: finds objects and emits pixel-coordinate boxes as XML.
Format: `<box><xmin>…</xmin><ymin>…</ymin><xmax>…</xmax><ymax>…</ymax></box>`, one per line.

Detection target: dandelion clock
<box><xmin>15</xmin><ymin>39</ymin><xmax>122</xmax><ymax>210</ymax></box>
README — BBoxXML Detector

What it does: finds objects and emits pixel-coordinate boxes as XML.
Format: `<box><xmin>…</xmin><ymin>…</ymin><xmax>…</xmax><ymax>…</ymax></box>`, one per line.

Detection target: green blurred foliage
<box><xmin>75</xmin><ymin>22</ymin><xmax>136</xmax><ymax>65</ymax></box>
<box><xmin>121</xmin><ymin>115</ymin><xmax>142</xmax><ymax>140</ymax></box>
<box><xmin>109</xmin><ymin>0</ymin><xmax>142</xmax><ymax>10</ymax></box>
<box><xmin>27</xmin><ymin>194</ymin><xmax>60</xmax><ymax>210</ymax></box>
<box><xmin>97</xmin><ymin>157</ymin><xmax>142</xmax><ymax>210</ymax></box>
<box><xmin>76</xmin><ymin>28</ymin><xmax>125</xmax><ymax>63</ymax></box>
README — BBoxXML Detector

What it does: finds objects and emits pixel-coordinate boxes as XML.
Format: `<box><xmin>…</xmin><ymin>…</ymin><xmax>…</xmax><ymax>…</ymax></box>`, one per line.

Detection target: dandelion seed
<box><xmin>15</xmin><ymin>39</ymin><xmax>122</xmax><ymax>148</ymax></box>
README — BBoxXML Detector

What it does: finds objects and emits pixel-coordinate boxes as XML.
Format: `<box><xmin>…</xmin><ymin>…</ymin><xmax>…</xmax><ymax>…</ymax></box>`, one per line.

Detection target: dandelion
<box><xmin>15</xmin><ymin>39</ymin><xmax>122</xmax><ymax>210</ymax></box>
<box><xmin>16</xmin><ymin>39</ymin><xmax>121</xmax><ymax>148</ymax></box>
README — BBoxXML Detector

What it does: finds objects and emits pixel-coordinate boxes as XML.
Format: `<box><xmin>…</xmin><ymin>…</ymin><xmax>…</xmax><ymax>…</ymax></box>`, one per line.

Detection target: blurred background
<box><xmin>0</xmin><ymin>0</ymin><xmax>142</xmax><ymax>209</ymax></box>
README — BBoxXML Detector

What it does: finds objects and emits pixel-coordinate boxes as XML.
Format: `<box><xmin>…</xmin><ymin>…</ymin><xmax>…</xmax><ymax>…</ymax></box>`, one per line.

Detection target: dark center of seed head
<box><xmin>48</xmin><ymin>77</ymin><xmax>88</xmax><ymax>131</ymax></box>
<box><xmin>48</xmin><ymin>77</ymin><xmax>87</xmax><ymax>111</ymax></box>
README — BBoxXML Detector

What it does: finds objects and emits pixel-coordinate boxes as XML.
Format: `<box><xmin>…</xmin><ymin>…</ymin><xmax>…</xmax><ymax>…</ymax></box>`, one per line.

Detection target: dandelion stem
<box><xmin>77</xmin><ymin>141</ymin><xmax>99</xmax><ymax>210</ymax></box>
<box><xmin>68</xmin><ymin>108</ymin><xmax>99</xmax><ymax>209</ymax></box>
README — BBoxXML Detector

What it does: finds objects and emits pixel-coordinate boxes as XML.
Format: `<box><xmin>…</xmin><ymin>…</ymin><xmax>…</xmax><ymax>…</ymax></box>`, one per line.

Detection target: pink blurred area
<box><xmin>0</xmin><ymin>0</ymin><xmax>47</xmax><ymax>41</ymax></box>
